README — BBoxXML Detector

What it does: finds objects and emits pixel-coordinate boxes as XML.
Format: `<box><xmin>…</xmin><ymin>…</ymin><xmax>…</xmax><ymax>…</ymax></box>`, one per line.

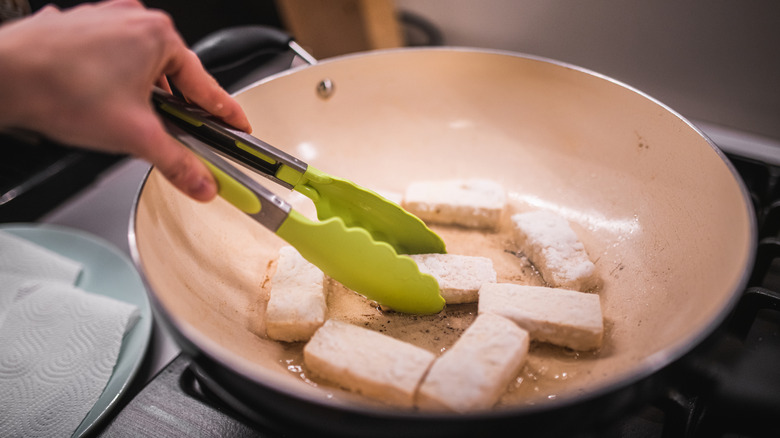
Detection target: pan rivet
<box><xmin>317</xmin><ymin>79</ymin><xmax>334</xmax><ymax>100</ymax></box>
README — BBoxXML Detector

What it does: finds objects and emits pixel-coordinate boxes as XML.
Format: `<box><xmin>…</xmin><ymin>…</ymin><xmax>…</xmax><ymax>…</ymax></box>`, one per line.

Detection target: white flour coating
<box><xmin>511</xmin><ymin>210</ymin><xmax>599</xmax><ymax>291</ymax></box>
<box><xmin>410</xmin><ymin>253</ymin><xmax>496</xmax><ymax>304</ymax></box>
<box><xmin>402</xmin><ymin>179</ymin><xmax>506</xmax><ymax>229</ymax></box>
<box><xmin>478</xmin><ymin>283</ymin><xmax>604</xmax><ymax>351</ymax></box>
<box><xmin>266</xmin><ymin>246</ymin><xmax>327</xmax><ymax>342</ymax></box>
<box><xmin>303</xmin><ymin>320</ymin><xmax>436</xmax><ymax>407</ymax></box>
<box><xmin>417</xmin><ymin>313</ymin><xmax>530</xmax><ymax>412</ymax></box>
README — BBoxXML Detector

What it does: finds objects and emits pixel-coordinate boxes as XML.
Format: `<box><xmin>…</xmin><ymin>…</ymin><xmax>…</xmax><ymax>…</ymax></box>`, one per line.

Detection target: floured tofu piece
<box><xmin>478</xmin><ymin>283</ymin><xmax>603</xmax><ymax>351</ymax></box>
<box><xmin>304</xmin><ymin>319</ymin><xmax>437</xmax><ymax>407</ymax></box>
<box><xmin>402</xmin><ymin>179</ymin><xmax>506</xmax><ymax>229</ymax></box>
<box><xmin>417</xmin><ymin>313</ymin><xmax>530</xmax><ymax>412</ymax></box>
<box><xmin>410</xmin><ymin>253</ymin><xmax>496</xmax><ymax>304</ymax></box>
<box><xmin>266</xmin><ymin>246</ymin><xmax>326</xmax><ymax>342</ymax></box>
<box><xmin>511</xmin><ymin>210</ymin><xmax>599</xmax><ymax>291</ymax></box>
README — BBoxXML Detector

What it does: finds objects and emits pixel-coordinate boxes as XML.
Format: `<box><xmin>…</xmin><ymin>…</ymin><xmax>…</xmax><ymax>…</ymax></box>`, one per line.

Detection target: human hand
<box><xmin>0</xmin><ymin>0</ymin><xmax>251</xmax><ymax>201</ymax></box>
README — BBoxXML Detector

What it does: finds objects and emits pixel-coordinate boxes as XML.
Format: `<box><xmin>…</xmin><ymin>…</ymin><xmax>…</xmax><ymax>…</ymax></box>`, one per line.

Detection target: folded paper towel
<box><xmin>0</xmin><ymin>231</ymin><xmax>84</xmax><ymax>328</ymax></box>
<box><xmin>0</xmin><ymin>231</ymin><xmax>139</xmax><ymax>438</ymax></box>
<box><xmin>0</xmin><ymin>231</ymin><xmax>83</xmax><ymax>284</ymax></box>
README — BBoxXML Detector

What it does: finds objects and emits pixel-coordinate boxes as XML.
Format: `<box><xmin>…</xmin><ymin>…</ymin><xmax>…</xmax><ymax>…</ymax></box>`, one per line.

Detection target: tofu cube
<box><xmin>478</xmin><ymin>283</ymin><xmax>603</xmax><ymax>351</ymax></box>
<box><xmin>403</xmin><ymin>179</ymin><xmax>506</xmax><ymax>229</ymax></box>
<box><xmin>410</xmin><ymin>253</ymin><xmax>496</xmax><ymax>304</ymax></box>
<box><xmin>511</xmin><ymin>210</ymin><xmax>599</xmax><ymax>291</ymax></box>
<box><xmin>266</xmin><ymin>246</ymin><xmax>327</xmax><ymax>342</ymax></box>
<box><xmin>417</xmin><ymin>313</ymin><xmax>530</xmax><ymax>412</ymax></box>
<box><xmin>303</xmin><ymin>319</ymin><xmax>437</xmax><ymax>407</ymax></box>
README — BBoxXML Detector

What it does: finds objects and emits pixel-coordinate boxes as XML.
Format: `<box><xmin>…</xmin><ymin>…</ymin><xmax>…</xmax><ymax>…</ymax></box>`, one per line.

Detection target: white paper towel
<box><xmin>0</xmin><ymin>231</ymin><xmax>84</xmax><ymax>329</ymax></box>
<box><xmin>0</xmin><ymin>231</ymin><xmax>83</xmax><ymax>285</ymax></box>
<box><xmin>0</xmin><ymin>231</ymin><xmax>139</xmax><ymax>438</ymax></box>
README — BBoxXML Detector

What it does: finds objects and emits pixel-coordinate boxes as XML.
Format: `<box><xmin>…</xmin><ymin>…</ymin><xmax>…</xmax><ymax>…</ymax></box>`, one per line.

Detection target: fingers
<box><xmin>119</xmin><ymin>107</ymin><xmax>218</xmax><ymax>202</ymax></box>
<box><xmin>145</xmin><ymin>131</ymin><xmax>219</xmax><ymax>202</ymax></box>
<box><xmin>155</xmin><ymin>75</ymin><xmax>172</xmax><ymax>93</ymax></box>
<box><xmin>97</xmin><ymin>0</ymin><xmax>251</xmax><ymax>134</ymax></box>
<box><xmin>154</xmin><ymin>140</ymin><xmax>219</xmax><ymax>202</ymax></box>
<box><xmin>109</xmin><ymin>0</ymin><xmax>246</xmax><ymax>201</ymax></box>
<box><xmin>160</xmin><ymin>42</ymin><xmax>253</xmax><ymax>133</ymax></box>
<box><xmin>149</xmin><ymin>27</ymin><xmax>252</xmax><ymax>203</ymax></box>
<box><xmin>36</xmin><ymin>5</ymin><xmax>61</xmax><ymax>15</ymax></box>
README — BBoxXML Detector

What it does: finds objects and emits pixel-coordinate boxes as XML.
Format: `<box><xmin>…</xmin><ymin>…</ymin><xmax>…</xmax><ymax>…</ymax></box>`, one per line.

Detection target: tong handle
<box><xmin>159</xmin><ymin>118</ymin><xmax>292</xmax><ymax>232</ymax></box>
<box><xmin>151</xmin><ymin>87</ymin><xmax>308</xmax><ymax>190</ymax></box>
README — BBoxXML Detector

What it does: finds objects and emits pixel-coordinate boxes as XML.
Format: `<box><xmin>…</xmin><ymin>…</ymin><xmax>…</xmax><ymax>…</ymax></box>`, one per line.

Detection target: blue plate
<box><xmin>0</xmin><ymin>223</ymin><xmax>152</xmax><ymax>437</ymax></box>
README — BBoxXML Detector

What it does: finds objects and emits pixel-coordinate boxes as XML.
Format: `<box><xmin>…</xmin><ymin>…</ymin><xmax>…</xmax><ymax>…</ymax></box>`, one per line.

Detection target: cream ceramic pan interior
<box><xmin>133</xmin><ymin>48</ymin><xmax>754</xmax><ymax>414</ymax></box>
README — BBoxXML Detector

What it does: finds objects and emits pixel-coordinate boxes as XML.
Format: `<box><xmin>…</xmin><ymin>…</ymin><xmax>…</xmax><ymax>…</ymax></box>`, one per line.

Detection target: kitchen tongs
<box><xmin>152</xmin><ymin>88</ymin><xmax>446</xmax><ymax>314</ymax></box>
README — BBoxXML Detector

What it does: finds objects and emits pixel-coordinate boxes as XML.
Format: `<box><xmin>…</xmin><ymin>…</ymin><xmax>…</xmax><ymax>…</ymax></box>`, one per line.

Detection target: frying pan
<box><xmin>130</xmin><ymin>37</ymin><xmax>755</xmax><ymax>437</ymax></box>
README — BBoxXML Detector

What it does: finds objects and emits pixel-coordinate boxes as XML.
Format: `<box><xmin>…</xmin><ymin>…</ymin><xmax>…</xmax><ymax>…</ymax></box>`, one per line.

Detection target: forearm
<box><xmin>0</xmin><ymin>23</ymin><xmax>46</xmax><ymax>130</ymax></box>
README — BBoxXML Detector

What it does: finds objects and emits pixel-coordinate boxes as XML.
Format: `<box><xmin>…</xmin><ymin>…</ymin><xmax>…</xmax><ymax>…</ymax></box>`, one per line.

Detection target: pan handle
<box><xmin>191</xmin><ymin>25</ymin><xmax>317</xmax><ymax>90</ymax></box>
<box><xmin>192</xmin><ymin>25</ymin><xmax>291</xmax><ymax>72</ymax></box>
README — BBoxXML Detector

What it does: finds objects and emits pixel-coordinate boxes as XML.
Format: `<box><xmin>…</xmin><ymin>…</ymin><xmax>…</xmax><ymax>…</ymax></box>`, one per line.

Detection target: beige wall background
<box><xmin>395</xmin><ymin>0</ymin><xmax>780</xmax><ymax>141</ymax></box>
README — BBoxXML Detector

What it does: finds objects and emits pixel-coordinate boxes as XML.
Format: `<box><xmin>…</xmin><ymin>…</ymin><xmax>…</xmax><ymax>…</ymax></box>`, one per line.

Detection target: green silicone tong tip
<box><xmin>277</xmin><ymin>210</ymin><xmax>444</xmax><ymax>314</ymax></box>
<box><xmin>152</xmin><ymin>88</ymin><xmax>446</xmax><ymax>314</ymax></box>
<box><xmin>292</xmin><ymin>165</ymin><xmax>446</xmax><ymax>256</ymax></box>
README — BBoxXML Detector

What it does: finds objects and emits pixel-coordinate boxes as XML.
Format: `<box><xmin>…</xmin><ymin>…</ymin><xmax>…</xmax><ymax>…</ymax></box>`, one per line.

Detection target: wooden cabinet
<box><xmin>275</xmin><ymin>0</ymin><xmax>403</xmax><ymax>58</ymax></box>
